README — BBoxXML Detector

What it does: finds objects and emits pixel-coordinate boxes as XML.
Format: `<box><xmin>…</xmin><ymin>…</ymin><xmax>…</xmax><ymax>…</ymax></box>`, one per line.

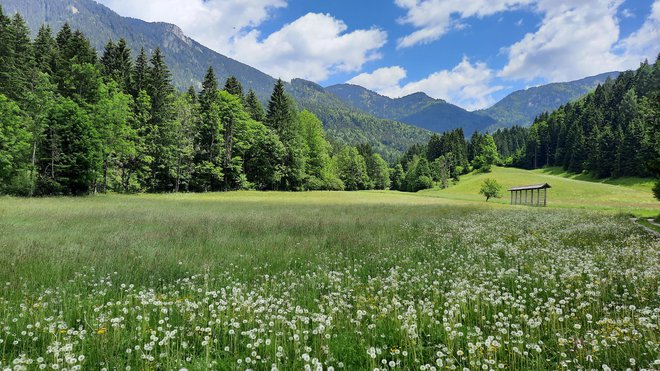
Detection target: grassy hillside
<box><xmin>421</xmin><ymin>166</ymin><xmax>659</xmax><ymax>217</ymax></box>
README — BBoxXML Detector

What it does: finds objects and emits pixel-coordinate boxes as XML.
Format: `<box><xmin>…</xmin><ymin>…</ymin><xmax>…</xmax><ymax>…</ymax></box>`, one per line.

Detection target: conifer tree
<box><xmin>6</xmin><ymin>13</ymin><xmax>35</xmax><ymax>103</ymax></box>
<box><xmin>245</xmin><ymin>89</ymin><xmax>265</xmax><ymax>122</ymax></box>
<box><xmin>266</xmin><ymin>79</ymin><xmax>306</xmax><ymax>190</ymax></box>
<box><xmin>224</xmin><ymin>76</ymin><xmax>244</xmax><ymax>100</ymax></box>
<box><xmin>193</xmin><ymin>66</ymin><xmax>223</xmax><ymax>191</ymax></box>
<box><xmin>0</xmin><ymin>6</ymin><xmax>11</xmax><ymax>95</ymax></box>
<box><xmin>145</xmin><ymin>48</ymin><xmax>176</xmax><ymax>191</ymax></box>
<box><xmin>33</xmin><ymin>25</ymin><xmax>57</xmax><ymax>75</ymax></box>
<box><xmin>131</xmin><ymin>48</ymin><xmax>149</xmax><ymax>97</ymax></box>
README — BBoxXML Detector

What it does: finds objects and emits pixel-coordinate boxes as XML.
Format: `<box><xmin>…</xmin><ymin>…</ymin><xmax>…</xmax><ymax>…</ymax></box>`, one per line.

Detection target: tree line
<box><xmin>0</xmin><ymin>9</ymin><xmax>406</xmax><ymax>195</ymax></box>
<box><xmin>390</xmin><ymin>128</ymin><xmax>501</xmax><ymax>192</ymax></box>
<box><xmin>491</xmin><ymin>57</ymin><xmax>659</xmax><ymax>198</ymax></box>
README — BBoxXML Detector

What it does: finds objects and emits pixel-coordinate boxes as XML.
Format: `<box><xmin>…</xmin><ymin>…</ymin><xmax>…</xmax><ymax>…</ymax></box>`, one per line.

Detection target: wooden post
<box><xmin>544</xmin><ymin>188</ymin><xmax>547</xmax><ymax>207</ymax></box>
<box><xmin>525</xmin><ymin>190</ymin><xmax>527</xmax><ymax>205</ymax></box>
<box><xmin>531</xmin><ymin>189</ymin><xmax>534</xmax><ymax>206</ymax></box>
<box><xmin>510</xmin><ymin>191</ymin><xmax>513</xmax><ymax>205</ymax></box>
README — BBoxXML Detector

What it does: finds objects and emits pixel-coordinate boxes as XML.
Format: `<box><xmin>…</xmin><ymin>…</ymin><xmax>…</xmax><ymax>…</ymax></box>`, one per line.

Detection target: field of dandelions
<box><xmin>0</xmin><ymin>193</ymin><xmax>658</xmax><ymax>370</ymax></box>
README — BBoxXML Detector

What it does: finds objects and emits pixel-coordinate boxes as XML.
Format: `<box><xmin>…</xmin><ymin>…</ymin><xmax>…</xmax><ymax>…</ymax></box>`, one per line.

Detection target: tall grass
<box><xmin>0</xmin><ymin>192</ymin><xmax>658</xmax><ymax>370</ymax></box>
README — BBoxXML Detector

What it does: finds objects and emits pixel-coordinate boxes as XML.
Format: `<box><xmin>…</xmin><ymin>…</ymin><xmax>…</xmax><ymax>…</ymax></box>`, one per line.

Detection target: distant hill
<box><xmin>0</xmin><ymin>0</ymin><xmax>278</xmax><ymax>99</ymax></box>
<box><xmin>290</xmin><ymin>80</ymin><xmax>431</xmax><ymax>161</ymax></box>
<box><xmin>326</xmin><ymin>84</ymin><xmax>497</xmax><ymax>134</ymax></box>
<box><xmin>476</xmin><ymin>72</ymin><xmax>620</xmax><ymax>130</ymax></box>
<box><xmin>1</xmin><ymin>0</ymin><xmax>431</xmax><ymax>160</ymax></box>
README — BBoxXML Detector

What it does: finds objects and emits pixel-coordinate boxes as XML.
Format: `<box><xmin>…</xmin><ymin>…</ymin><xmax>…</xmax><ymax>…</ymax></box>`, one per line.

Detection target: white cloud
<box><xmin>350</xmin><ymin>58</ymin><xmax>504</xmax><ymax>111</ymax></box>
<box><xmin>96</xmin><ymin>0</ymin><xmax>286</xmax><ymax>53</ymax></box>
<box><xmin>395</xmin><ymin>0</ymin><xmax>533</xmax><ymax>48</ymax></box>
<box><xmin>616</xmin><ymin>0</ymin><xmax>660</xmax><ymax>65</ymax></box>
<box><xmin>231</xmin><ymin>13</ymin><xmax>387</xmax><ymax>81</ymax></box>
<box><xmin>347</xmin><ymin>67</ymin><xmax>407</xmax><ymax>95</ymax></box>
<box><xmin>96</xmin><ymin>1</ymin><xmax>387</xmax><ymax>82</ymax></box>
<box><xmin>499</xmin><ymin>0</ymin><xmax>660</xmax><ymax>82</ymax></box>
<box><xmin>499</xmin><ymin>0</ymin><xmax>629</xmax><ymax>82</ymax></box>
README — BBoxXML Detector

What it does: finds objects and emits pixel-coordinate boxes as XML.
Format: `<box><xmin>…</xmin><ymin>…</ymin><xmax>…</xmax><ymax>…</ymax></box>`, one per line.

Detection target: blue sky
<box><xmin>96</xmin><ymin>0</ymin><xmax>659</xmax><ymax>110</ymax></box>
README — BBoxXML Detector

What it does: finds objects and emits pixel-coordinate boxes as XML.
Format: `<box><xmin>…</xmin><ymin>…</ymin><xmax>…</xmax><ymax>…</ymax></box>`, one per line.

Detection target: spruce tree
<box><xmin>199</xmin><ymin>66</ymin><xmax>218</xmax><ymax>111</ymax></box>
<box><xmin>245</xmin><ymin>89</ymin><xmax>265</xmax><ymax>122</ymax></box>
<box><xmin>131</xmin><ymin>48</ymin><xmax>149</xmax><ymax>97</ymax></box>
<box><xmin>145</xmin><ymin>48</ymin><xmax>176</xmax><ymax>191</ymax></box>
<box><xmin>101</xmin><ymin>40</ymin><xmax>117</xmax><ymax>77</ymax></box>
<box><xmin>6</xmin><ymin>13</ymin><xmax>35</xmax><ymax>102</ymax></box>
<box><xmin>113</xmin><ymin>39</ymin><xmax>133</xmax><ymax>92</ymax></box>
<box><xmin>33</xmin><ymin>25</ymin><xmax>56</xmax><ymax>75</ymax></box>
<box><xmin>193</xmin><ymin>66</ymin><xmax>223</xmax><ymax>191</ymax></box>
<box><xmin>224</xmin><ymin>76</ymin><xmax>244</xmax><ymax>100</ymax></box>
<box><xmin>266</xmin><ymin>79</ymin><xmax>294</xmax><ymax>136</ymax></box>
<box><xmin>0</xmin><ymin>7</ymin><xmax>13</xmax><ymax>97</ymax></box>
<box><xmin>266</xmin><ymin>79</ymin><xmax>306</xmax><ymax>190</ymax></box>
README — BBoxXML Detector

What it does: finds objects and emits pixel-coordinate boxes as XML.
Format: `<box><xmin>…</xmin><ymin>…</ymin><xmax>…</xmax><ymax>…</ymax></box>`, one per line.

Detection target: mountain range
<box><xmin>476</xmin><ymin>71</ymin><xmax>621</xmax><ymax>130</ymax></box>
<box><xmin>0</xmin><ymin>0</ymin><xmax>620</xmax><ymax>157</ymax></box>
<box><xmin>325</xmin><ymin>84</ymin><xmax>497</xmax><ymax>134</ymax></box>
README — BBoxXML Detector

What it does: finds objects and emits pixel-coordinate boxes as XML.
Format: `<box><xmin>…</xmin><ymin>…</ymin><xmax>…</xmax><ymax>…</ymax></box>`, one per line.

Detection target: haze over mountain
<box><xmin>326</xmin><ymin>84</ymin><xmax>496</xmax><ymax>134</ymax></box>
<box><xmin>477</xmin><ymin>71</ymin><xmax>621</xmax><ymax>130</ymax></box>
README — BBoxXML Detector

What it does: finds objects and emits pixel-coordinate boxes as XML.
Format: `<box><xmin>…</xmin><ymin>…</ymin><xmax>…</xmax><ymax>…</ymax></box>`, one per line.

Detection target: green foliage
<box><xmin>471</xmin><ymin>134</ymin><xmax>499</xmax><ymax>173</ymax></box>
<box><xmin>335</xmin><ymin>147</ymin><xmax>369</xmax><ymax>191</ymax></box>
<box><xmin>477</xmin><ymin>71</ymin><xmax>620</xmax><ymax>130</ymax></box>
<box><xmin>0</xmin><ymin>94</ymin><xmax>31</xmax><ymax>194</ymax></box>
<box><xmin>35</xmin><ymin>97</ymin><xmax>100</xmax><ymax>195</ymax></box>
<box><xmin>326</xmin><ymin>84</ymin><xmax>496</xmax><ymax>134</ymax></box>
<box><xmin>245</xmin><ymin>89</ymin><xmax>265</xmax><ymax>122</ymax></box>
<box><xmin>479</xmin><ymin>178</ymin><xmax>502</xmax><ymax>201</ymax></box>
<box><xmin>514</xmin><ymin>58</ymin><xmax>659</xmax><ymax>185</ymax></box>
<box><xmin>403</xmin><ymin>156</ymin><xmax>433</xmax><ymax>192</ymax></box>
<box><xmin>390</xmin><ymin>163</ymin><xmax>405</xmax><ymax>191</ymax></box>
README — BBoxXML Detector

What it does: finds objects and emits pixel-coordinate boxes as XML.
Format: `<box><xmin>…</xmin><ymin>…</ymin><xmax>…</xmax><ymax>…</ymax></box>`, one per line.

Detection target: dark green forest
<box><xmin>492</xmin><ymin>58</ymin><xmax>660</xmax><ymax>198</ymax></box>
<box><xmin>1</xmin><ymin>6</ymin><xmax>658</xmax><ymax>198</ymax></box>
<box><xmin>0</xmin><ymin>9</ymin><xmax>406</xmax><ymax>195</ymax></box>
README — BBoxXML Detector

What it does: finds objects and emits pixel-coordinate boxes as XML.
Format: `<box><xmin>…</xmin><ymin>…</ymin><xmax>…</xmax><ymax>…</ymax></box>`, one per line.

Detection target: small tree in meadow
<box><xmin>480</xmin><ymin>178</ymin><xmax>502</xmax><ymax>201</ymax></box>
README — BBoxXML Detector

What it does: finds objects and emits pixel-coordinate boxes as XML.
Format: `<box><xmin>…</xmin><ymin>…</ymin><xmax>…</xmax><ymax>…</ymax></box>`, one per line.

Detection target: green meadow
<box><xmin>0</xmin><ymin>169</ymin><xmax>658</xmax><ymax>370</ymax></box>
<box><xmin>422</xmin><ymin>166</ymin><xmax>659</xmax><ymax>217</ymax></box>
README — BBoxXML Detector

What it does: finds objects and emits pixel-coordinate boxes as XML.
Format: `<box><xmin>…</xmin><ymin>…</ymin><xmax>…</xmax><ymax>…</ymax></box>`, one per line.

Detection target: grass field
<box><xmin>1</xmin><ymin>187</ymin><xmax>659</xmax><ymax>370</ymax></box>
<box><xmin>422</xmin><ymin>166</ymin><xmax>660</xmax><ymax>217</ymax></box>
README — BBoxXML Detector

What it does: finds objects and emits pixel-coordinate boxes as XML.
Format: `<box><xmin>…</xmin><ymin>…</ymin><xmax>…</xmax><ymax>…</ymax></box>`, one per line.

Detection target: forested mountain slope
<box><xmin>289</xmin><ymin>80</ymin><xmax>431</xmax><ymax>161</ymax></box>
<box><xmin>0</xmin><ymin>0</ymin><xmax>278</xmax><ymax>98</ymax></box>
<box><xmin>0</xmin><ymin>0</ymin><xmax>431</xmax><ymax>159</ymax></box>
<box><xmin>509</xmin><ymin>59</ymin><xmax>658</xmax><ymax>180</ymax></box>
<box><xmin>326</xmin><ymin>83</ymin><xmax>497</xmax><ymax>134</ymax></box>
<box><xmin>477</xmin><ymin>71</ymin><xmax>620</xmax><ymax>130</ymax></box>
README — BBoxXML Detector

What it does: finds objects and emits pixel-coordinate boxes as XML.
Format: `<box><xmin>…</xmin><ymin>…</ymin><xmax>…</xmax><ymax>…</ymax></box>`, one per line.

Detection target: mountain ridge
<box><xmin>1</xmin><ymin>0</ymin><xmax>432</xmax><ymax>161</ymax></box>
<box><xmin>325</xmin><ymin>83</ymin><xmax>497</xmax><ymax>134</ymax></box>
<box><xmin>476</xmin><ymin>71</ymin><xmax>621</xmax><ymax>130</ymax></box>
